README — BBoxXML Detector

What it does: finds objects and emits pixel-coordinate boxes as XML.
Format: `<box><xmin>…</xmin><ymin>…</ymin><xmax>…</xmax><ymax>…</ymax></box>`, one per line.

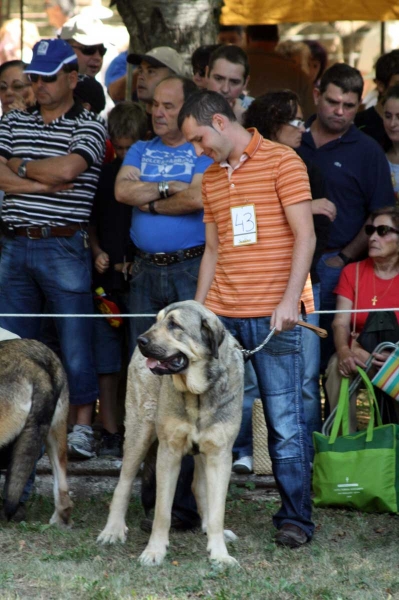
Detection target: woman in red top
<box><xmin>326</xmin><ymin>206</ymin><xmax>399</xmax><ymax>429</ymax></box>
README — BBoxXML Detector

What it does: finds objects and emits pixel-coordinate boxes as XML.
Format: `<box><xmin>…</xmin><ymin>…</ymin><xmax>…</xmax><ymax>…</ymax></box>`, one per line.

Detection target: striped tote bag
<box><xmin>372</xmin><ymin>346</ymin><xmax>399</xmax><ymax>401</ymax></box>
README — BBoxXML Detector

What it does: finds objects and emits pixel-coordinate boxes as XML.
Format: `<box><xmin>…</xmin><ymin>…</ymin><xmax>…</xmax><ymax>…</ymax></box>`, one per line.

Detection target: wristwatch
<box><xmin>149</xmin><ymin>201</ymin><xmax>159</xmax><ymax>215</ymax></box>
<box><xmin>17</xmin><ymin>159</ymin><xmax>29</xmax><ymax>178</ymax></box>
<box><xmin>337</xmin><ymin>251</ymin><xmax>351</xmax><ymax>266</ymax></box>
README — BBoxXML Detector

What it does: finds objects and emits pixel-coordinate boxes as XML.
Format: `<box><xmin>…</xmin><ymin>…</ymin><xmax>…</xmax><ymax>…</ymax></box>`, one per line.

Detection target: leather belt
<box><xmin>135</xmin><ymin>244</ymin><xmax>205</xmax><ymax>266</ymax></box>
<box><xmin>14</xmin><ymin>224</ymin><xmax>87</xmax><ymax>239</ymax></box>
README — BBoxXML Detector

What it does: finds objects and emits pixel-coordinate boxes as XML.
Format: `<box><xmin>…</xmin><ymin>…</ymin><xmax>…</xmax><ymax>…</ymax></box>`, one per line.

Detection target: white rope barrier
<box><xmin>0</xmin><ymin>314</ymin><xmax>158</xmax><ymax>318</ymax></box>
<box><xmin>317</xmin><ymin>308</ymin><xmax>399</xmax><ymax>314</ymax></box>
<box><xmin>0</xmin><ymin>308</ymin><xmax>397</xmax><ymax>318</ymax></box>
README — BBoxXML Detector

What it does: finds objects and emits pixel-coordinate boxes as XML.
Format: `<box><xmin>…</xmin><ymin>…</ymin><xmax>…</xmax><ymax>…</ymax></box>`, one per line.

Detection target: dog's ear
<box><xmin>201</xmin><ymin>317</ymin><xmax>225</xmax><ymax>359</ymax></box>
<box><xmin>157</xmin><ymin>308</ymin><xmax>166</xmax><ymax>322</ymax></box>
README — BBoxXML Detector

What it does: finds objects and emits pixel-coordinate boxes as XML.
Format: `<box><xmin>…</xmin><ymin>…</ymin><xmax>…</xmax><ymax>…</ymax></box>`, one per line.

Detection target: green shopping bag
<box><xmin>313</xmin><ymin>367</ymin><xmax>399</xmax><ymax>513</ymax></box>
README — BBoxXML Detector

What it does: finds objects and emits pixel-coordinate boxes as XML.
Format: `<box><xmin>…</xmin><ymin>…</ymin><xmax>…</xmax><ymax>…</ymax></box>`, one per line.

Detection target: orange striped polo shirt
<box><xmin>202</xmin><ymin>128</ymin><xmax>314</xmax><ymax>318</ymax></box>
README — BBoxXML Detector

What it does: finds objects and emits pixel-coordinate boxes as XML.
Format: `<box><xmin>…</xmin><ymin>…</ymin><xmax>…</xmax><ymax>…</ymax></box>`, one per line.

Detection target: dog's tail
<box><xmin>4</xmin><ymin>372</ymin><xmax>62</xmax><ymax>520</ymax></box>
<box><xmin>3</xmin><ymin>423</ymin><xmax>44</xmax><ymax>519</ymax></box>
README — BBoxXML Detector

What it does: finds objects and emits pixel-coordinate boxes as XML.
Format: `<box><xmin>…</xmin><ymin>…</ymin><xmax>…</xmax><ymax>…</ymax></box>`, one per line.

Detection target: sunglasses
<box><xmin>28</xmin><ymin>73</ymin><xmax>59</xmax><ymax>83</ymax></box>
<box><xmin>365</xmin><ymin>224</ymin><xmax>399</xmax><ymax>237</ymax></box>
<box><xmin>287</xmin><ymin>118</ymin><xmax>305</xmax><ymax>129</ymax></box>
<box><xmin>70</xmin><ymin>44</ymin><xmax>107</xmax><ymax>57</ymax></box>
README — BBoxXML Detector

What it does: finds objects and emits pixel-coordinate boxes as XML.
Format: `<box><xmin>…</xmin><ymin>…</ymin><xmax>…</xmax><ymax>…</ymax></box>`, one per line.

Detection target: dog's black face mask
<box><xmin>143</xmin><ymin>352</ymin><xmax>189</xmax><ymax>375</ymax></box>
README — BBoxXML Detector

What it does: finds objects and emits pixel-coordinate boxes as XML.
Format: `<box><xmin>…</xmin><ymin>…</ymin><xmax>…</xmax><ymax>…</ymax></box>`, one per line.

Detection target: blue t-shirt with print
<box><xmin>123</xmin><ymin>137</ymin><xmax>212</xmax><ymax>253</ymax></box>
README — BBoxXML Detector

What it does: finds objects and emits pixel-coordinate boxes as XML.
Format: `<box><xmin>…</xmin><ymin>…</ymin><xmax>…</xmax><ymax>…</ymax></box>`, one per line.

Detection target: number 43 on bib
<box><xmin>231</xmin><ymin>204</ymin><xmax>257</xmax><ymax>246</ymax></box>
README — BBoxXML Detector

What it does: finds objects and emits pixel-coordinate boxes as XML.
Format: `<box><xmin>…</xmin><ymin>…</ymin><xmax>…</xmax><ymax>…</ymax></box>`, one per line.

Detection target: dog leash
<box><xmin>241</xmin><ymin>321</ymin><xmax>328</xmax><ymax>361</ymax></box>
<box><xmin>241</xmin><ymin>327</ymin><xmax>277</xmax><ymax>360</ymax></box>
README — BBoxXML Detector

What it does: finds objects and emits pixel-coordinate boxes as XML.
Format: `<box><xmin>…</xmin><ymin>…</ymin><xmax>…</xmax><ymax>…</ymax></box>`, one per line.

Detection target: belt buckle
<box><xmin>153</xmin><ymin>252</ymin><xmax>168</xmax><ymax>266</ymax></box>
<box><xmin>26</xmin><ymin>226</ymin><xmax>40</xmax><ymax>240</ymax></box>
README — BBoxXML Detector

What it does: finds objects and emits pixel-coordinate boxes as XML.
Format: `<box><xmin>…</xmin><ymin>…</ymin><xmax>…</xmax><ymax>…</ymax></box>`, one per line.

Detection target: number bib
<box><xmin>231</xmin><ymin>204</ymin><xmax>257</xmax><ymax>246</ymax></box>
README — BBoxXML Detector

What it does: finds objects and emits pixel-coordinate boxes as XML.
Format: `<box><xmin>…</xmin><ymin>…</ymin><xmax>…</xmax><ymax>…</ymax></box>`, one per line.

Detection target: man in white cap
<box><xmin>61</xmin><ymin>14</ymin><xmax>107</xmax><ymax>77</ymax></box>
<box><xmin>0</xmin><ymin>39</ymin><xmax>107</xmax><ymax>459</ymax></box>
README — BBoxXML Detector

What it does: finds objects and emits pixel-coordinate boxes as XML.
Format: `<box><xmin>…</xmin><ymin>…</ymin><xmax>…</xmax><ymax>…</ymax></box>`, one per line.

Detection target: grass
<box><xmin>0</xmin><ymin>485</ymin><xmax>399</xmax><ymax>600</ymax></box>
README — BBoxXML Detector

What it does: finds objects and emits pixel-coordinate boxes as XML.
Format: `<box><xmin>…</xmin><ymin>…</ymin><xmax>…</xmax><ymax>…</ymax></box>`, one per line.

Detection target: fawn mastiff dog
<box><xmin>98</xmin><ymin>300</ymin><xmax>244</xmax><ymax>566</ymax></box>
<box><xmin>0</xmin><ymin>338</ymin><xmax>72</xmax><ymax>525</ymax></box>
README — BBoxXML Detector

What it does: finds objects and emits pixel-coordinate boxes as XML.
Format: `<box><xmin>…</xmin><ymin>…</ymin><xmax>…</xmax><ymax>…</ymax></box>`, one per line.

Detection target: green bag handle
<box><xmin>330</xmin><ymin>375</ymin><xmax>350</xmax><ymax>442</ymax></box>
<box><xmin>329</xmin><ymin>366</ymin><xmax>382</xmax><ymax>444</ymax></box>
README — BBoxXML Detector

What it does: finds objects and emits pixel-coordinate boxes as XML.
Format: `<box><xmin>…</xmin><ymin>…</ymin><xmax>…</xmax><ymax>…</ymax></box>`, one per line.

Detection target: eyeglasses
<box><xmin>28</xmin><ymin>73</ymin><xmax>59</xmax><ymax>84</ymax></box>
<box><xmin>0</xmin><ymin>82</ymin><xmax>31</xmax><ymax>92</ymax></box>
<box><xmin>287</xmin><ymin>118</ymin><xmax>305</xmax><ymax>129</ymax></box>
<box><xmin>70</xmin><ymin>44</ymin><xmax>107</xmax><ymax>57</ymax></box>
<box><xmin>365</xmin><ymin>224</ymin><xmax>399</xmax><ymax>237</ymax></box>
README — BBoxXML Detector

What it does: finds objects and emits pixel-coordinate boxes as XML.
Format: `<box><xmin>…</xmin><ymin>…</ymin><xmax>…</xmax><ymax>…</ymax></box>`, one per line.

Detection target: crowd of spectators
<box><xmin>1</xmin><ymin>13</ymin><xmax>399</xmax><ymax>546</ymax></box>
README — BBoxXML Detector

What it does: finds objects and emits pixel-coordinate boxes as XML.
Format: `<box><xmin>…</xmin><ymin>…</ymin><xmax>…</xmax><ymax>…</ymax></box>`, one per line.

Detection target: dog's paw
<box><xmin>49</xmin><ymin>510</ymin><xmax>72</xmax><ymax>528</ymax></box>
<box><xmin>49</xmin><ymin>511</ymin><xmax>62</xmax><ymax>526</ymax></box>
<box><xmin>139</xmin><ymin>547</ymin><xmax>166</xmax><ymax>567</ymax></box>
<box><xmin>49</xmin><ymin>505</ymin><xmax>73</xmax><ymax>526</ymax></box>
<box><xmin>210</xmin><ymin>554</ymin><xmax>240</xmax><ymax>568</ymax></box>
<box><xmin>97</xmin><ymin>524</ymin><xmax>128</xmax><ymax>545</ymax></box>
<box><xmin>223</xmin><ymin>529</ymin><xmax>238</xmax><ymax>543</ymax></box>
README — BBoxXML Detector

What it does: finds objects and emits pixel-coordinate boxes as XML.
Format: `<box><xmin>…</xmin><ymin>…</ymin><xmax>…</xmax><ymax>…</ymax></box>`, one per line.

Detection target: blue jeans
<box><xmin>233</xmin><ymin>361</ymin><xmax>259</xmax><ymax>458</ymax></box>
<box><xmin>0</xmin><ymin>233</ymin><xmax>98</xmax><ymax>405</ymax></box>
<box><xmin>128</xmin><ymin>256</ymin><xmax>201</xmax><ymax>351</ymax></box>
<box><xmin>302</xmin><ymin>283</ymin><xmax>322</xmax><ymax>458</ymax></box>
<box><xmin>316</xmin><ymin>251</ymin><xmax>344</xmax><ymax>372</ymax></box>
<box><xmin>220</xmin><ymin>316</ymin><xmax>314</xmax><ymax>539</ymax></box>
<box><xmin>93</xmin><ymin>291</ymin><xmax>129</xmax><ymax>374</ymax></box>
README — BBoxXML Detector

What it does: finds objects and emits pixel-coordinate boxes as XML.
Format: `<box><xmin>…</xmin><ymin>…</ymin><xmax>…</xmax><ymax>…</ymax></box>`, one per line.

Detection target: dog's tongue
<box><xmin>146</xmin><ymin>358</ymin><xmax>159</xmax><ymax>369</ymax></box>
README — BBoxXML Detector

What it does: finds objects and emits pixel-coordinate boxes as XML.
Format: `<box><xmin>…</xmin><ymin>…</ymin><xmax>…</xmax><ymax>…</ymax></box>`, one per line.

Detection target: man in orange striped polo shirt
<box><xmin>179</xmin><ymin>91</ymin><xmax>316</xmax><ymax>548</ymax></box>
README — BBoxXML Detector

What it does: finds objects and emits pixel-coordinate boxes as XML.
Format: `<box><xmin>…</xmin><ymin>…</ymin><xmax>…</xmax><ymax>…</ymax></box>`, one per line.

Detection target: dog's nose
<box><xmin>137</xmin><ymin>335</ymin><xmax>149</xmax><ymax>347</ymax></box>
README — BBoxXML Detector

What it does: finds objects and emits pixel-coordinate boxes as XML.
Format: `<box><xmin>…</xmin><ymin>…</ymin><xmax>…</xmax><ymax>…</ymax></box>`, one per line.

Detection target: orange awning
<box><xmin>221</xmin><ymin>0</ymin><xmax>399</xmax><ymax>25</ymax></box>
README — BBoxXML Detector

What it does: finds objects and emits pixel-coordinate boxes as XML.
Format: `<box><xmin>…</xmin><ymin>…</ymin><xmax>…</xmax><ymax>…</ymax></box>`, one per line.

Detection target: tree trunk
<box><xmin>115</xmin><ymin>0</ymin><xmax>222</xmax><ymax>55</ymax></box>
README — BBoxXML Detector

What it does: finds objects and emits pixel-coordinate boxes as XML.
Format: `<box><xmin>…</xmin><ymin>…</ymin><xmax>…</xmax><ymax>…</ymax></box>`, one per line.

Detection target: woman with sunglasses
<box><xmin>243</xmin><ymin>90</ymin><xmax>335</xmax><ymax>458</ymax></box>
<box><xmin>0</xmin><ymin>61</ymin><xmax>35</xmax><ymax>214</ymax></box>
<box><xmin>0</xmin><ymin>60</ymin><xmax>35</xmax><ymax>115</ymax></box>
<box><xmin>325</xmin><ymin>207</ymin><xmax>399</xmax><ymax>430</ymax></box>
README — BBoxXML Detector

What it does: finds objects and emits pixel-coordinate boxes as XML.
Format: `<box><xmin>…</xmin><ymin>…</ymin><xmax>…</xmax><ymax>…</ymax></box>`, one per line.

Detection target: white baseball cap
<box><xmin>60</xmin><ymin>15</ymin><xmax>106</xmax><ymax>46</ymax></box>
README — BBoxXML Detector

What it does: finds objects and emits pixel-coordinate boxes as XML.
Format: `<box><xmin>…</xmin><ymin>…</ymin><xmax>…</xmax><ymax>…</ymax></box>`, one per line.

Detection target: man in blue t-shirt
<box><xmin>115</xmin><ymin>74</ymin><xmax>212</xmax><ymax>533</ymax></box>
<box><xmin>116</xmin><ymin>75</ymin><xmax>212</xmax><ymax>350</ymax></box>
<box><xmin>298</xmin><ymin>63</ymin><xmax>395</xmax><ymax>369</ymax></box>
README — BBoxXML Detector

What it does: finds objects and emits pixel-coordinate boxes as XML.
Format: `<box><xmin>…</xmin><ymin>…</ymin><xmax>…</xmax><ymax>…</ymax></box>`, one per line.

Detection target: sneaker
<box><xmin>232</xmin><ymin>455</ymin><xmax>253</xmax><ymax>474</ymax></box>
<box><xmin>98</xmin><ymin>431</ymin><xmax>123</xmax><ymax>457</ymax></box>
<box><xmin>67</xmin><ymin>425</ymin><xmax>96</xmax><ymax>459</ymax></box>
